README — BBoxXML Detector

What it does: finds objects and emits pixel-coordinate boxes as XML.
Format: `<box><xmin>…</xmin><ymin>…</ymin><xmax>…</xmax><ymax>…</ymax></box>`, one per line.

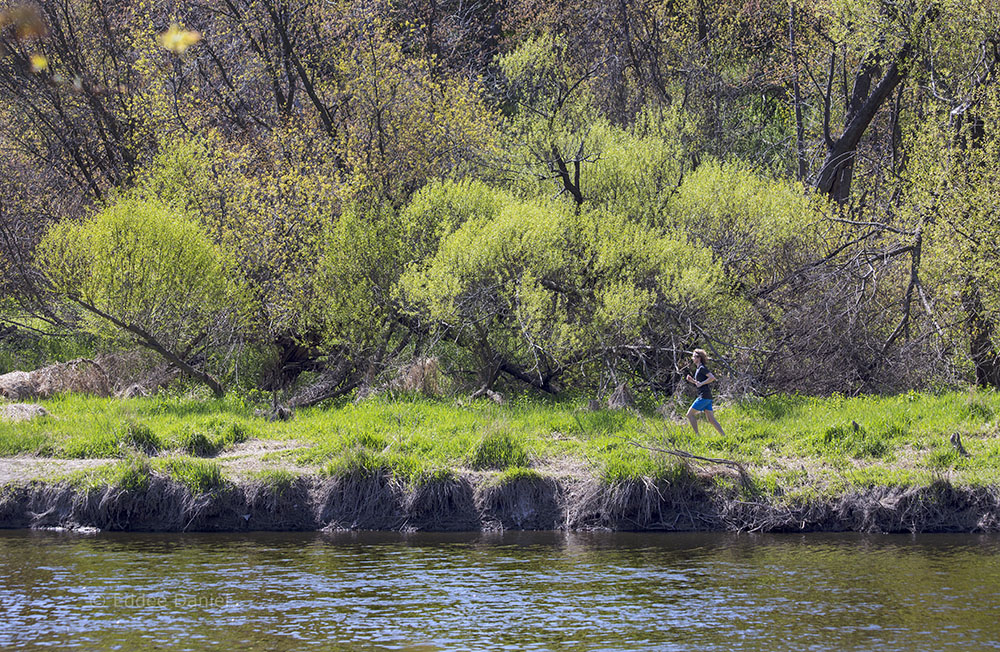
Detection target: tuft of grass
<box><xmin>161</xmin><ymin>457</ymin><xmax>224</xmax><ymax>494</ymax></box>
<box><xmin>600</xmin><ymin>446</ymin><xmax>693</xmax><ymax>485</ymax></box>
<box><xmin>468</xmin><ymin>431</ymin><xmax>529</xmax><ymax>470</ymax></box>
<box><xmin>178</xmin><ymin>429</ymin><xmax>216</xmax><ymax>457</ymax></box>
<box><xmin>116</xmin><ymin>421</ymin><xmax>162</xmax><ymax>455</ymax></box>
<box><xmin>250</xmin><ymin>469</ymin><xmax>298</xmax><ymax>494</ymax></box>
<box><xmin>321</xmin><ymin>448</ymin><xmax>394</xmax><ymax>478</ymax></box>
<box><xmin>175</xmin><ymin>419</ymin><xmax>252</xmax><ymax>457</ymax></box>
<box><xmin>62</xmin><ymin>420</ymin><xmax>162</xmax><ymax>458</ymax></box>
<box><xmin>412</xmin><ymin>466</ymin><xmax>457</xmax><ymax>486</ymax></box>
<box><xmin>491</xmin><ymin>466</ymin><xmax>542</xmax><ymax>486</ymax></box>
<box><xmin>814</xmin><ymin>422</ymin><xmax>892</xmax><ymax>459</ymax></box>
<box><xmin>962</xmin><ymin>395</ymin><xmax>994</xmax><ymax>422</ymax></box>
<box><xmin>109</xmin><ymin>453</ymin><xmax>153</xmax><ymax>492</ymax></box>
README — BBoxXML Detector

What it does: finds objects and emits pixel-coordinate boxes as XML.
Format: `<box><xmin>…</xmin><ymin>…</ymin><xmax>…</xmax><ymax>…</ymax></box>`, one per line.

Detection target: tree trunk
<box><xmin>962</xmin><ymin>280</ymin><xmax>1000</xmax><ymax>388</ymax></box>
<box><xmin>813</xmin><ymin>1</ymin><xmax>939</xmax><ymax>202</ymax></box>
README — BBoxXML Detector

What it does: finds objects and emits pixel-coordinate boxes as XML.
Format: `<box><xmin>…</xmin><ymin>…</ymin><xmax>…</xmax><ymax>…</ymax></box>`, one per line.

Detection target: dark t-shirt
<box><xmin>695</xmin><ymin>364</ymin><xmax>712</xmax><ymax>399</ymax></box>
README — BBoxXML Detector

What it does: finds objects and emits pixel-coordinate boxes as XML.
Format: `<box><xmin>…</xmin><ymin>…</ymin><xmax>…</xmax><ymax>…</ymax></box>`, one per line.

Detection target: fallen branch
<box><xmin>572</xmin><ymin>411</ymin><xmax>754</xmax><ymax>489</ymax></box>
<box><xmin>622</xmin><ymin>438</ymin><xmax>753</xmax><ymax>489</ymax></box>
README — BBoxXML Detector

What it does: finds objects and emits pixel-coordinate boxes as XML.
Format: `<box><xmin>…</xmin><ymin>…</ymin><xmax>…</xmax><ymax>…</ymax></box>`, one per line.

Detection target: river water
<box><xmin>1</xmin><ymin>530</ymin><xmax>998</xmax><ymax>651</ymax></box>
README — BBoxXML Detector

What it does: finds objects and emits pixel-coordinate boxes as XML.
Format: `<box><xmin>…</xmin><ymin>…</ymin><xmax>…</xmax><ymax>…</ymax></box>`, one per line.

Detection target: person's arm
<box><xmin>693</xmin><ymin>372</ymin><xmax>717</xmax><ymax>388</ymax></box>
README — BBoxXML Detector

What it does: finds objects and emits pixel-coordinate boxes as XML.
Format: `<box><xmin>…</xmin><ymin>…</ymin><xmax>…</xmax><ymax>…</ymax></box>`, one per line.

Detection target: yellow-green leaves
<box><xmin>36</xmin><ymin>198</ymin><xmax>231</xmax><ymax>348</ymax></box>
<box><xmin>158</xmin><ymin>24</ymin><xmax>201</xmax><ymax>54</ymax></box>
<box><xmin>669</xmin><ymin>159</ymin><xmax>828</xmax><ymax>287</ymax></box>
<box><xmin>399</xmin><ymin>181</ymin><xmax>720</xmax><ymax>379</ymax></box>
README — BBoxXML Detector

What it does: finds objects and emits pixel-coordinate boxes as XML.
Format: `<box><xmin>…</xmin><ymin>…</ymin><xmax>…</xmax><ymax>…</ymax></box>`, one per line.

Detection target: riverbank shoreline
<box><xmin>3</xmin><ymin>471</ymin><xmax>999</xmax><ymax>534</ymax></box>
<box><xmin>5</xmin><ymin>390</ymin><xmax>1000</xmax><ymax>533</ymax></box>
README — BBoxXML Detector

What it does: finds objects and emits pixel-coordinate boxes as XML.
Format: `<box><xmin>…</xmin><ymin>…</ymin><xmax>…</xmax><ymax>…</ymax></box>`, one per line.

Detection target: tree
<box><xmin>401</xmin><ymin>181</ymin><xmax>720</xmax><ymax>394</ymax></box>
<box><xmin>36</xmin><ymin>198</ymin><xmax>236</xmax><ymax>396</ymax></box>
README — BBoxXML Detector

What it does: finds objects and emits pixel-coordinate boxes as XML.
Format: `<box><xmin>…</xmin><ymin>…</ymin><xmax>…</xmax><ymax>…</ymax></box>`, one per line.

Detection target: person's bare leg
<box><xmin>687</xmin><ymin>408</ymin><xmax>700</xmax><ymax>435</ymax></box>
<box><xmin>705</xmin><ymin>410</ymin><xmax>725</xmax><ymax>436</ymax></box>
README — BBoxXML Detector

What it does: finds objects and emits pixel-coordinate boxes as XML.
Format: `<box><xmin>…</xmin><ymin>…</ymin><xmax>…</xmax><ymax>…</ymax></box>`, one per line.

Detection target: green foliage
<box><xmin>668</xmin><ymin>159</ymin><xmax>828</xmax><ymax>286</ymax></box>
<box><xmin>401</xmin><ymin>183</ymin><xmax>720</xmax><ymax>385</ymax></box>
<box><xmin>36</xmin><ymin>197</ymin><xmax>233</xmax><ymax>351</ymax></box>
<box><xmin>176</xmin><ymin>419</ymin><xmax>251</xmax><ymax>457</ymax></box>
<box><xmin>336</xmin><ymin>16</ymin><xmax>497</xmax><ymax>199</ymax></box>
<box><xmin>497</xmin><ymin>33</ymin><xmax>600</xmax><ymax>201</ymax></box>
<box><xmin>317</xmin><ymin>179</ymin><xmax>505</xmax><ymax>350</ymax></box>
<box><xmin>0</xmin><ymin>326</ymin><xmax>95</xmax><ymax>376</ymax></box>
<box><xmin>581</xmin><ymin>107</ymin><xmax>698</xmax><ymax>225</ymax></box>
<box><xmin>903</xmin><ymin>89</ymin><xmax>1000</xmax><ymax>372</ymax></box>
<box><xmin>162</xmin><ymin>457</ymin><xmax>225</xmax><ymax>494</ymax></box>
<box><xmin>468</xmin><ymin>431</ymin><xmax>529</xmax><ymax>470</ymax></box>
<box><xmin>109</xmin><ymin>453</ymin><xmax>153</xmax><ymax>492</ymax></box>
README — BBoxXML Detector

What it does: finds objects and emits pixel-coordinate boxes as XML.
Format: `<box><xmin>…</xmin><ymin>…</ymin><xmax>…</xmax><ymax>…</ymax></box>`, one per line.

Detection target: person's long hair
<box><xmin>693</xmin><ymin>349</ymin><xmax>710</xmax><ymax>366</ymax></box>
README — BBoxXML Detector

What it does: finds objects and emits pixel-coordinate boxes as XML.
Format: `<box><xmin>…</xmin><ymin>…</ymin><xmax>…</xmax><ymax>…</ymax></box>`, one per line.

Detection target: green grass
<box><xmin>159</xmin><ymin>457</ymin><xmax>225</xmax><ymax>494</ymax></box>
<box><xmin>467</xmin><ymin>430</ymin><xmax>529</xmax><ymax>470</ymax></box>
<box><xmin>4</xmin><ymin>389</ymin><xmax>1000</xmax><ymax>494</ymax></box>
<box><xmin>250</xmin><ymin>469</ymin><xmax>298</xmax><ymax>493</ymax></box>
<box><xmin>177</xmin><ymin>419</ymin><xmax>252</xmax><ymax>457</ymax></box>
<box><xmin>491</xmin><ymin>466</ymin><xmax>543</xmax><ymax>486</ymax></box>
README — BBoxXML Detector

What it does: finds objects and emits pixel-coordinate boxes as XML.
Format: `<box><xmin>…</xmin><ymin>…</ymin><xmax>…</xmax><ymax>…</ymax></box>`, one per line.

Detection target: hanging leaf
<box><xmin>29</xmin><ymin>52</ymin><xmax>47</xmax><ymax>72</ymax></box>
<box><xmin>158</xmin><ymin>23</ymin><xmax>201</xmax><ymax>54</ymax></box>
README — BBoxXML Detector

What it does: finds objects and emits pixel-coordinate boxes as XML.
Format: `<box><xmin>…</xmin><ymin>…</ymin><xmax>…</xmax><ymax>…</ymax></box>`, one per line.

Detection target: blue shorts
<box><xmin>691</xmin><ymin>398</ymin><xmax>713</xmax><ymax>412</ymax></box>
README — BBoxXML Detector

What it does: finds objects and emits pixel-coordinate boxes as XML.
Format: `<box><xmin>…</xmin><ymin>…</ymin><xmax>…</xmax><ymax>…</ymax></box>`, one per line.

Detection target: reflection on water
<box><xmin>1</xmin><ymin>530</ymin><xmax>999</xmax><ymax>651</ymax></box>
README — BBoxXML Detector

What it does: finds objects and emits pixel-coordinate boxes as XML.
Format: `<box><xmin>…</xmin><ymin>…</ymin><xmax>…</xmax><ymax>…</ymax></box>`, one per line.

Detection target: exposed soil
<box><xmin>1</xmin><ymin>460</ymin><xmax>998</xmax><ymax>534</ymax></box>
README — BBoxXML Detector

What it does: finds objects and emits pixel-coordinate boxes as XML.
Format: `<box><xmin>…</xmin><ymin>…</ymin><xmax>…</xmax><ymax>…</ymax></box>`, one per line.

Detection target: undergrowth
<box><xmin>160</xmin><ymin>457</ymin><xmax>225</xmax><ymax>494</ymax></box>
<box><xmin>3</xmin><ymin>389</ymin><xmax>1000</xmax><ymax>493</ymax></box>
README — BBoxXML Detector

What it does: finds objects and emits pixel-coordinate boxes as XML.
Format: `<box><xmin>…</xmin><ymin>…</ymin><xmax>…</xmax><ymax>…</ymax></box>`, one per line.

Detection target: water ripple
<box><xmin>1</xmin><ymin>531</ymin><xmax>1000</xmax><ymax>651</ymax></box>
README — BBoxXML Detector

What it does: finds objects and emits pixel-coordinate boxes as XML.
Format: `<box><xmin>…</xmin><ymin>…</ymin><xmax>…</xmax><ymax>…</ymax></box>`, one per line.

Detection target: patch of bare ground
<box><xmin>214</xmin><ymin>439</ymin><xmax>314</xmax><ymax>479</ymax></box>
<box><xmin>0</xmin><ymin>456</ymin><xmax>115</xmax><ymax>485</ymax></box>
<box><xmin>534</xmin><ymin>455</ymin><xmax>595</xmax><ymax>481</ymax></box>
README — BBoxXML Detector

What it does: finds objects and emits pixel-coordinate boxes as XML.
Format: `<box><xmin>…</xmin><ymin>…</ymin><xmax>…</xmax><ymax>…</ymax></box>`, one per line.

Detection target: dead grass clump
<box><xmin>0</xmin><ymin>371</ymin><xmax>33</xmax><ymax>401</ymax></box>
<box><xmin>476</xmin><ymin>469</ymin><xmax>561</xmax><ymax>530</ymax></box>
<box><xmin>92</xmin><ymin>351</ymin><xmax>181</xmax><ymax>396</ymax></box>
<box><xmin>0</xmin><ymin>358</ymin><xmax>110</xmax><ymax>400</ymax></box>
<box><xmin>318</xmin><ymin>472</ymin><xmax>406</xmax><ymax>530</ymax></box>
<box><xmin>404</xmin><ymin>472</ymin><xmax>479</xmax><ymax>531</ymax></box>
<box><xmin>393</xmin><ymin>357</ymin><xmax>442</xmax><ymax>395</ymax></box>
<box><xmin>33</xmin><ymin>358</ymin><xmax>111</xmax><ymax>397</ymax></box>
<box><xmin>243</xmin><ymin>474</ymin><xmax>316</xmax><ymax>530</ymax></box>
<box><xmin>568</xmin><ymin>475</ymin><xmax>718</xmax><ymax>531</ymax></box>
<box><xmin>0</xmin><ymin>403</ymin><xmax>50</xmax><ymax>422</ymax></box>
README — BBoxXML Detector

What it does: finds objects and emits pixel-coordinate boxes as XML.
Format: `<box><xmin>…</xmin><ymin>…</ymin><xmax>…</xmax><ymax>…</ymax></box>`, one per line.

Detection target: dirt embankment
<box><xmin>2</xmin><ymin>473</ymin><xmax>999</xmax><ymax>534</ymax></box>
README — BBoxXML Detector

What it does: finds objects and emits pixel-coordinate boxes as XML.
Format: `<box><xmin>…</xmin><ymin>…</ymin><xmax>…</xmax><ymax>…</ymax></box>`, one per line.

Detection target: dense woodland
<box><xmin>1</xmin><ymin>0</ymin><xmax>999</xmax><ymax>404</ymax></box>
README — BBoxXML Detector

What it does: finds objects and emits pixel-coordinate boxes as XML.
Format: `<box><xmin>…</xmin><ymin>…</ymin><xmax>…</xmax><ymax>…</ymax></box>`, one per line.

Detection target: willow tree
<box><xmin>36</xmin><ymin>198</ymin><xmax>237</xmax><ymax>396</ymax></box>
<box><xmin>400</xmin><ymin>182</ymin><xmax>720</xmax><ymax>395</ymax></box>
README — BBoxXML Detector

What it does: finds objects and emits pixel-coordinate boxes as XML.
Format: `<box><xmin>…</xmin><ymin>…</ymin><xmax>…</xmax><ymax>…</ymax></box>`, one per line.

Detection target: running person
<box><xmin>685</xmin><ymin>349</ymin><xmax>725</xmax><ymax>436</ymax></box>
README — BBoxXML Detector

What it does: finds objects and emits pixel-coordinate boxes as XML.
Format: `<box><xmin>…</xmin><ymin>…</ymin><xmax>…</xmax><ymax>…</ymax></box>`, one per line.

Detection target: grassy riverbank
<box><xmin>2</xmin><ymin>389</ymin><xmax>1000</xmax><ymax>499</ymax></box>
